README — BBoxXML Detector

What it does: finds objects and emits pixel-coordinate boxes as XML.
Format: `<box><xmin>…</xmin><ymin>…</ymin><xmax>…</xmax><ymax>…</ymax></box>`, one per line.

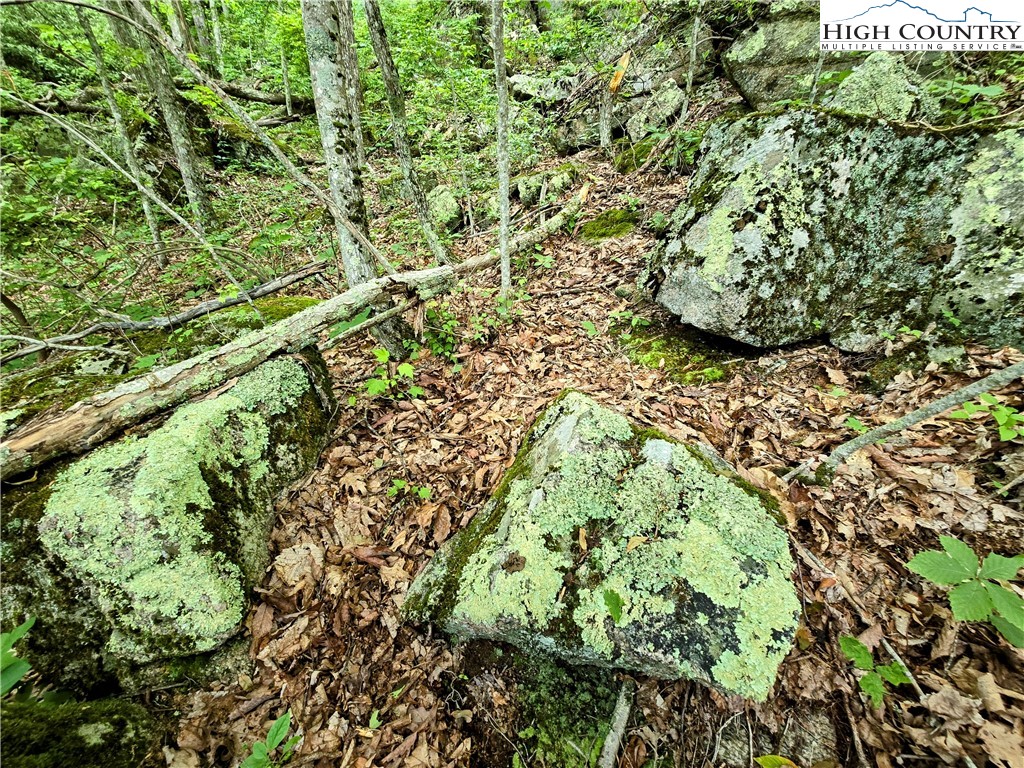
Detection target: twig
<box><xmin>0</xmin><ymin>334</ymin><xmax>130</xmax><ymax>357</ymax></box>
<box><xmin>598</xmin><ymin>678</ymin><xmax>635</xmax><ymax>768</ymax></box>
<box><xmin>318</xmin><ymin>298</ymin><xmax>416</xmax><ymax>352</ymax></box>
<box><xmin>880</xmin><ymin>637</ymin><xmax>925</xmax><ymax>699</ymax></box>
<box><xmin>784</xmin><ymin>359</ymin><xmax>1024</xmax><ymax>483</ymax></box>
<box><xmin>843</xmin><ymin>697</ymin><xmax>871</xmax><ymax>768</ymax></box>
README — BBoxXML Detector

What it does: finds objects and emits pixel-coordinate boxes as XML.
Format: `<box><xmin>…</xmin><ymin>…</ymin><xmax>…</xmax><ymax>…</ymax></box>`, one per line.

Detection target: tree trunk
<box><xmin>364</xmin><ymin>0</ymin><xmax>451</xmax><ymax>265</ymax></box>
<box><xmin>300</xmin><ymin>0</ymin><xmax>407</xmax><ymax>357</ymax></box>
<box><xmin>190</xmin><ymin>0</ymin><xmax>214</xmax><ymax>69</ymax></box>
<box><xmin>78</xmin><ymin>6</ymin><xmax>165</xmax><ymax>267</ymax></box>
<box><xmin>277</xmin><ymin>0</ymin><xmax>293</xmax><ymax>114</ymax></box>
<box><xmin>118</xmin><ymin>1</ymin><xmax>214</xmax><ymax>232</ymax></box>
<box><xmin>450</xmin><ymin>0</ymin><xmax>492</xmax><ymax>68</ymax></box>
<box><xmin>335</xmin><ymin>0</ymin><xmax>367</xmax><ymax>169</ymax></box>
<box><xmin>492</xmin><ymin>0</ymin><xmax>511</xmax><ymax>300</ymax></box>
<box><xmin>0</xmin><ymin>193</ymin><xmax>583</xmax><ymax>480</ymax></box>
<box><xmin>209</xmin><ymin>0</ymin><xmax>225</xmax><ymax>74</ymax></box>
<box><xmin>166</xmin><ymin>0</ymin><xmax>192</xmax><ymax>52</ymax></box>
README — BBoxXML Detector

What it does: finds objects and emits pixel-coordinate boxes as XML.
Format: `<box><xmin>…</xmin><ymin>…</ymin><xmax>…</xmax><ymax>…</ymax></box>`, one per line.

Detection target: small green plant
<box><xmin>581</xmin><ymin>320</ymin><xmax>600</xmax><ymax>337</ymax></box>
<box><xmin>844</xmin><ymin>415</ymin><xmax>870</xmax><ymax>435</ymax></box>
<box><xmin>897</xmin><ymin>325</ymin><xmax>923</xmax><ymax>340</ymax></box>
<box><xmin>839</xmin><ymin>635</ymin><xmax>912</xmax><ymax>708</ymax></box>
<box><xmin>387</xmin><ymin>478</ymin><xmax>432</xmax><ymax>500</ymax></box>
<box><xmin>421</xmin><ymin>300</ymin><xmax>459</xmax><ymax>361</ymax></box>
<box><xmin>609</xmin><ymin>310</ymin><xmax>651</xmax><ymax>333</ymax></box>
<box><xmin>941</xmin><ymin>309</ymin><xmax>962</xmax><ymax>328</ymax></box>
<box><xmin>907</xmin><ymin>535</ymin><xmax>1023</xmax><ymax>647</ymax></box>
<box><xmin>351</xmin><ymin>348</ymin><xmax>424</xmax><ymax>404</ymax></box>
<box><xmin>240</xmin><ymin>711</ymin><xmax>300</xmax><ymax>768</ymax></box>
<box><xmin>754</xmin><ymin>757</ymin><xmax>800</xmax><ymax>768</ymax></box>
<box><xmin>603</xmin><ymin>589</ymin><xmax>624</xmax><ymax>625</ymax></box>
<box><xmin>2</xmin><ymin>616</ymin><xmax>35</xmax><ymax>696</ymax></box>
<box><xmin>949</xmin><ymin>393</ymin><xmax>1023</xmax><ymax>442</ymax></box>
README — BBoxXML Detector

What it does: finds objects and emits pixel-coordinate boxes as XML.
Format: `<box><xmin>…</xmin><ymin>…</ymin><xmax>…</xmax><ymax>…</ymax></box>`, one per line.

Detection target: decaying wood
<box><xmin>0</xmin><ymin>193</ymin><xmax>583</xmax><ymax>481</ymax></box>
<box><xmin>784</xmin><ymin>358</ymin><xmax>1024</xmax><ymax>483</ymax></box>
<box><xmin>0</xmin><ymin>260</ymin><xmax>327</xmax><ymax>365</ymax></box>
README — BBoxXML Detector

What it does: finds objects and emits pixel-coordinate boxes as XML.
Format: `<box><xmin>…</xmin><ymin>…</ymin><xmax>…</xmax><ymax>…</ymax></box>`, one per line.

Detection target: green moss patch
<box><xmin>612</xmin><ymin>318</ymin><xmax>748</xmax><ymax>385</ymax></box>
<box><xmin>579</xmin><ymin>209</ymin><xmax>638</xmax><ymax>241</ymax></box>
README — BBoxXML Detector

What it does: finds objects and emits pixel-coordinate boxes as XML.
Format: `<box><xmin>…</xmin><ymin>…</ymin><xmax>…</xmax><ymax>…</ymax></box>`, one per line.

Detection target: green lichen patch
<box><xmin>613</xmin><ymin>136</ymin><xmax>659</xmax><ymax>174</ymax></box>
<box><xmin>405</xmin><ymin>393</ymin><xmax>800</xmax><ymax>700</ymax></box>
<box><xmin>580</xmin><ymin>209</ymin><xmax>639</xmax><ymax>241</ymax></box>
<box><xmin>0</xmin><ymin>699</ymin><xmax>158</xmax><ymax>768</ymax></box>
<box><xmin>34</xmin><ymin>354</ymin><xmax>333</xmax><ymax>668</ymax></box>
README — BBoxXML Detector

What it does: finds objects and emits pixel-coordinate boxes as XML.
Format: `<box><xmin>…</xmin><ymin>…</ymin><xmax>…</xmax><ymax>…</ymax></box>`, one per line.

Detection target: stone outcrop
<box><xmin>649</xmin><ymin>110</ymin><xmax>1024</xmax><ymax>351</ymax></box>
<box><xmin>428</xmin><ymin>185</ymin><xmax>462</xmax><ymax>233</ymax></box>
<box><xmin>404</xmin><ymin>392</ymin><xmax>799</xmax><ymax>701</ymax></box>
<box><xmin>1</xmin><ymin>352</ymin><xmax>336</xmax><ymax>691</ymax></box>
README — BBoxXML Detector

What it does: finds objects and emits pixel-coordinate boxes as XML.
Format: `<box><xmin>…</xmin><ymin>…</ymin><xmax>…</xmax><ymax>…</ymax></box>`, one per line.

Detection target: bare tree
<box><xmin>209</xmin><ymin>0</ymin><xmax>225</xmax><ymax>74</ymax></box>
<box><xmin>77</xmin><ymin>6</ymin><xmax>165</xmax><ymax>266</ymax></box>
<box><xmin>276</xmin><ymin>0</ymin><xmax>293</xmax><ymax>115</ymax></box>
<box><xmin>364</xmin><ymin>0</ymin><xmax>451</xmax><ymax>265</ymax></box>
<box><xmin>492</xmin><ymin>0</ymin><xmax>511</xmax><ymax>300</ymax></box>
<box><xmin>300</xmin><ymin>0</ymin><xmax>408</xmax><ymax>356</ymax></box>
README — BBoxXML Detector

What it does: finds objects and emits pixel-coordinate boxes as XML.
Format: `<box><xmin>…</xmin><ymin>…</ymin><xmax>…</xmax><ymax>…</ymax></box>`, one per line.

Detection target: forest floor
<box><xmin>164</xmin><ymin>155</ymin><xmax>1024</xmax><ymax>768</ymax></box>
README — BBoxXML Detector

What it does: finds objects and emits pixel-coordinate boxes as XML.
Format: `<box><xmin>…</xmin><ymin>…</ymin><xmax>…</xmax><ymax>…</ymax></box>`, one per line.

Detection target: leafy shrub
<box><xmin>949</xmin><ymin>393</ymin><xmax>1023</xmax><ymax>442</ymax></box>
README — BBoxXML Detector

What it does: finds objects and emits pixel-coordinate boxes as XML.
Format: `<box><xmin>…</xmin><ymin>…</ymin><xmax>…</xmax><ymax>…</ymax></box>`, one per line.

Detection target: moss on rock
<box><xmin>580</xmin><ymin>209</ymin><xmax>638</xmax><ymax>241</ymax></box>
<box><xmin>0</xmin><ymin>699</ymin><xmax>158</xmax><ymax>768</ymax></box>
<box><xmin>405</xmin><ymin>392</ymin><xmax>799</xmax><ymax>700</ymax></box>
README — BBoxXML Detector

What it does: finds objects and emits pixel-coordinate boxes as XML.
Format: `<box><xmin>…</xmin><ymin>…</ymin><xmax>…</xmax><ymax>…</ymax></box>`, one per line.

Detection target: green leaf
<box><xmin>906</xmin><ymin>550</ymin><xmax>974</xmax><ymax>585</ymax></box>
<box><xmin>949</xmin><ymin>410</ymin><xmax>970</xmax><ymax>419</ymax></box>
<box><xmin>939</xmin><ymin>536</ymin><xmax>979</xmax><ymax>574</ymax></box>
<box><xmin>839</xmin><ymin>635</ymin><xmax>874</xmax><ymax>671</ymax></box>
<box><xmin>979</xmin><ymin>393</ymin><xmax>999</xmax><ymax>406</ymax></box>
<box><xmin>397</xmin><ymin>362</ymin><xmax>415</xmax><ymax>379</ymax></box>
<box><xmin>0</xmin><ymin>617</ymin><xmax>35</xmax><ymax>656</ymax></box>
<box><xmin>130</xmin><ymin>353</ymin><xmax>160</xmax><ymax>372</ymax></box>
<box><xmin>754</xmin><ymin>757</ymin><xmax>798</xmax><ymax>768</ymax></box>
<box><xmin>984</xmin><ymin>583</ymin><xmax>1023</xmax><ymax>629</ymax></box>
<box><xmin>1</xmin><ymin>659</ymin><xmax>31</xmax><ymax>696</ymax></box>
<box><xmin>239</xmin><ymin>754</ymin><xmax>268</xmax><ymax>768</ymax></box>
<box><xmin>407</xmin><ymin>386</ymin><xmax>425</xmax><ymax>398</ymax></box>
<box><xmin>948</xmin><ymin>580</ymin><xmax>994</xmax><ymax>622</ymax></box>
<box><xmin>859</xmin><ymin>672</ymin><xmax>886</xmax><ymax>708</ymax></box>
<box><xmin>372</xmin><ymin>348</ymin><xmax>390</xmax><ymax>364</ymax></box>
<box><xmin>876</xmin><ymin>661</ymin><xmax>911</xmax><ymax>686</ymax></box>
<box><xmin>604</xmin><ymin>589</ymin><xmax>624</xmax><ymax>624</ymax></box>
<box><xmin>979</xmin><ymin>553</ymin><xmax>1024</xmax><ymax>581</ymax></box>
<box><xmin>365</xmin><ymin>379</ymin><xmax>390</xmax><ymax>396</ymax></box>
<box><xmin>265</xmin><ymin>711</ymin><xmax>290</xmax><ymax>750</ymax></box>
<box><xmin>368</xmin><ymin>709</ymin><xmax>381</xmax><ymax>729</ymax></box>
<box><xmin>998</xmin><ymin>425</ymin><xmax>1019</xmax><ymax>441</ymax></box>
<box><xmin>989</xmin><ymin>615</ymin><xmax>1024</xmax><ymax>648</ymax></box>
<box><xmin>581</xmin><ymin>320</ymin><xmax>599</xmax><ymax>337</ymax></box>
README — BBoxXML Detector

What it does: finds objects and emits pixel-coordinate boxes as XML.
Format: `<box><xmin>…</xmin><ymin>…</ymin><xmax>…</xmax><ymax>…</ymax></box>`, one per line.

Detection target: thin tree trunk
<box><xmin>209</xmin><ymin>0</ymin><xmax>225</xmax><ymax>74</ymax></box>
<box><xmin>599</xmin><ymin>86</ymin><xmax>612</xmax><ymax>149</ymax></box>
<box><xmin>166</xmin><ymin>0</ymin><xmax>191</xmax><ymax>51</ymax></box>
<box><xmin>492</xmin><ymin>0</ymin><xmax>511</xmax><ymax>300</ymax></box>
<box><xmin>364</xmin><ymin>0</ymin><xmax>451</xmax><ymax>265</ymax></box>
<box><xmin>77</xmin><ymin>6</ymin><xmax>165</xmax><ymax>266</ymax></box>
<box><xmin>277</xmin><ymin>0</ymin><xmax>293</xmax><ymax>114</ymax></box>
<box><xmin>0</xmin><ymin>192</ymin><xmax>584</xmax><ymax>480</ymax></box>
<box><xmin>335</xmin><ymin>0</ymin><xmax>366</xmax><ymax>169</ymax></box>
<box><xmin>301</xmin><ymin>0</ymin><xmax>407</xmax><ymax>357</ymax></box>
<box><xmin>118</xmin><ymin>1</ymin><xmax>214</xmax><ymax>232</ymax></box>
<box><xmin>190</xmin><ymin>0</ymin><xmax>213</xmax><ymax>67</ymax></box>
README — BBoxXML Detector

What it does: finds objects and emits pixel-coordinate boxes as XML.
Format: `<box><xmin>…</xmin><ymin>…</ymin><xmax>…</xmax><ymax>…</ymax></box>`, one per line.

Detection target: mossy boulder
<box><xmin>428</xmin><ymin>185</ymin><xmax>462</xmax><ymax>233</ymax></box>
<box><xmin>825</xmin><ymin>52</ymin><xmax>939</xmax><ymax>122</ymax></box>
<box><xmin>650</xmin><ymin>110</ymin><xmax>1024</xmax><ymax>351</ymax></box>
<box><xmin>515</xmin><ymin>163</ymin><xmax>580</xmax><ymax>206</ymax></box>
<box><xmin>0</xmin><ymin>699</ymin><xmax>158</xmax><ymax>768</ymax></box>
<box><xmin>404</xmin><ymin>392</ymin><xmax>799</xmax><ymax>701</ymax></box>
<box><xmin>1</xmin><ymin>351</ymin><xmax>335</xmax><ymax>691</ymax></box>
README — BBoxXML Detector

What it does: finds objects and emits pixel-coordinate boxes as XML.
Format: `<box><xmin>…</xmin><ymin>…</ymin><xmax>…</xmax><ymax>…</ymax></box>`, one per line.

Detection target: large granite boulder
<box><xmin>404</xmin><ymin>392</ymin><xmax>799</xmax><ymax>701</ymax></box>
<box><xmin>649</xmin><ymin>111</ymin><xmax>1024</xmax><ymax>351</ymax></box>
<box><xmin>1</xmin><ymin>352</ymin><xmax>336</xmax><ymax>691</ymax></box>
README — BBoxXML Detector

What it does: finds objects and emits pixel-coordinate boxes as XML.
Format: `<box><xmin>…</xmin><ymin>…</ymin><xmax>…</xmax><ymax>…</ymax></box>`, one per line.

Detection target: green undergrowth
<box><xmin>611</xmin><ymin>318</ymin><xmax>748</xmax><ymax>385</ymax></box>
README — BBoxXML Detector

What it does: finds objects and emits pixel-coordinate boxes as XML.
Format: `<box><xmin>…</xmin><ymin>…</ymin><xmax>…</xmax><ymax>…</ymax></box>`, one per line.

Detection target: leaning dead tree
<box><xmin>0</xmin><ymin>193</ymin><xmax>585</xmax><ymax>480</ymax></box>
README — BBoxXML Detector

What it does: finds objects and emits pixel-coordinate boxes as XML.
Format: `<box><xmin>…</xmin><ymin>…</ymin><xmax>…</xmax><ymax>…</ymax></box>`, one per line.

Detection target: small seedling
<box><xmin>949</xmin><ymin>393</ymin><xmax>1023</xmax><ymax>442</ymax></box>
<box><xmin>387</xmin><ymin>479</ymin><xmax>432</xmax><ymax>500</ymax></box>
<box><xmin>839</xmin><ymin>635</ymin><xmax>912</xmax><ymax>708</ymax></box>
<box><xmin>907</xmin><ymin>535</ymin><xmax>1023</xmax><ymax>647</ymax></box>
<box><xmin>581</xmin><ymin>320</ymin><xmax>600</xmax><ymax>337</ymax></box>
<box><xmin>754</xmin><ymin>757</ymin><xmax>800</xmax><ymax>768</ymax></box>
<box><xmin>354</xmin><ymin>348</ymin><xmax>424</xmax><ymax>403</ymax></box>
<box><xmin>843</xmin><ymin>415</ymin><xmax>869</xmax><ymax>435</ymax></box>
<box><xmin>1</xmin><ymin>617</ymin><xmax>35</xmax><ymax>696</ymax></box>
<box><xmin>240</xmin><ymin>711</ymin><xmax>300</xmax><ymax>768</ymax></box>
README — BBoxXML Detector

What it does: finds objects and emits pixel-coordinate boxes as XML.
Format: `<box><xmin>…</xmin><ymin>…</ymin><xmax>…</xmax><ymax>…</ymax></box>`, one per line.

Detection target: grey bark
<box><xmin>335</xmin><ymin>0</ymin><xmax>367</xmax><ymax>169</ymax></box>
<box><xmin>77</xmin><ymin>6</ymin><xmax>165</xmax><ymax>266</ymax></box>
<box><xmin>117</xmin><ymin>0</ymin><xmax>214</xmax><ymax>232</ymax></box>
<box><xmin>301</xmin><ymin>0</ymin><xmax>407</xmax><ymax>357</ymax></box>
<box><xmin>0</xmin><ymin>191</ymin><xmax>583</xmax><ymax>480</ymax></box>
<box><xmin>492</xmin><ymin>0</ymin><xmax>511</xmax><ymax>300</ymax></box>
<box><xmin>364</xmin><ymin>0</ymin><xmax>451</xmax><ymax>265</ymax></box>
<box><xmin>277</xmin><ymin>0</ymin><xmax>293</xmax><ymax>114</ymax></box>
<box><xmin>189</xmin><ymin>0</ymin><xmax>213</xmax><ymax>67</ymax></box>
<box><xmin>209</xmin><ymin>0</ymin><xmax>225</xmax><ymax>73</ymax></box>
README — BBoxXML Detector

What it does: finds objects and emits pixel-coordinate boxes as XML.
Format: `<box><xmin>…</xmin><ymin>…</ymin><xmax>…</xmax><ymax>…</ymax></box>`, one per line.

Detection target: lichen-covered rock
<box><xmin>428</xmin><ymin>185</ymin><xmax>462</xmax><ymax>233</ymax></box>
<box><xmin>404</xmin><ymin>392</ymin><xmax>799</xmax><ymax>701</ymax></box>
<box><xmin>515</xmin><ymin>163</ymin><xmax>580</xmax><ymax>206</ymax></box>
<box><xmin>826</xmin><ymin>52</ymin><xmax>938</xmax><ymax>121</ymax></box>
<box><xmin>510</xmin><ymin>73</ymin><xmax>572</xmax><ymax>104</ymax></box>
<box><xmin>650</xmin><ymin>111</ymin><xmax>1024</xmax><ymax>351</ymax></box>
<box><xmin>625</xmin><ymin>80</ymin><xmax>685</xmax><ymax>142</ymax></box>
<box><xmin>2</xmin><ymin>352</ymin><xmax>335</xmax><ymax>690</ymax></box>
<box><xmin>722</xmin><ymin>10</ymin><xmax>865</xmax><ymax>108</ymax></box>
<box><xmin>0</xmin><ymin>699</ymin><xmax>158</xmax><ymax>768</ymax></box>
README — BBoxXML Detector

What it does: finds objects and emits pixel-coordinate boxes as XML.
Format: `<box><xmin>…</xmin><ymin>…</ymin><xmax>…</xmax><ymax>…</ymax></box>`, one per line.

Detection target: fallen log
<box><xmin>0</xmin><ymin>191</ymin><xmax>584</xmax><ymax>481</ymax></box>
<box><xmin>1</xmin><ymin>259</ymin><xmax>327</xmax><ymax>364</ymax></box>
